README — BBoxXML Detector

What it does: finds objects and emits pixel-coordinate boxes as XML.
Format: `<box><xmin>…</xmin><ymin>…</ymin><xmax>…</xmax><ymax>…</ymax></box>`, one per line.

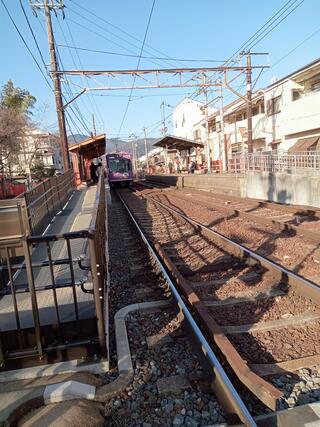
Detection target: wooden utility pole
<box><xmin>143</xmin><ymin>127</ymin><xmax>149</xmax><ymax>172</ymax></box>
<box><xmin>33</xmin><ymin>0</ymin><xmax>70</xmax><ymax>171</ymax></box>
<box><xmin>246</xmin><ymin>53</ymin><xmax>253</xmax><ymax>154</ymax></box>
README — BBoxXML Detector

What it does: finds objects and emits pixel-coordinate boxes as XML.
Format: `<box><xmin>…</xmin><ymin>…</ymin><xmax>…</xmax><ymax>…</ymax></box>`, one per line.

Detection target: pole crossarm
<box><xmin>53</xmin><ymin>65</ymin><xmax>269</xmax><ymax>76</ymax></box>
<box><xmin>87</xmin><ymin>83</ymin><xmax>222</xmax><ymax>91</ymax></box>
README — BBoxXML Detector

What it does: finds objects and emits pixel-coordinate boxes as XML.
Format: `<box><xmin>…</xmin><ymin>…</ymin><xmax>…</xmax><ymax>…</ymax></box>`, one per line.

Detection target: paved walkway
<box><xmin>0</xmin><ymin>186</ymin><xmax>98</xmax><ymax>331</ymax></box>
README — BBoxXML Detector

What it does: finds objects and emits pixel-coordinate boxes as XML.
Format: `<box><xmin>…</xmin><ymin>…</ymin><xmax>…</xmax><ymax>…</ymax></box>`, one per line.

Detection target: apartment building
<box><xmin>206</xmin><ymin>58</ymin><xmax>320</xmax><ymax>164</ymax></box>
<box><xmin>173</xmin><ymin>97</ymin><xmax>216</xmax><ymax>165</ymax></box>
<box><xmin>264</xmin><ymin>58</ymin><xmax>320</xmax><ymax>152</ymax></box>
<box><xmin>15</xmin><ymin>129</ymin><xmax>62</xmax><ymax>176</ymax></box>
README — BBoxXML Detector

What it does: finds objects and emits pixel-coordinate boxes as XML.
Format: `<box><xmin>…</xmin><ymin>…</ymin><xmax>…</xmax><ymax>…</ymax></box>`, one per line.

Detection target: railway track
<box><xmin>136</xmin><ymin>182</ymin><xmax>320</xmax><ymax>285</ymax></box>
<box><xmin>138</xmin><ymin>180</ymin><xmax>320</xmax><ymax>244</ymax></box>
<box><xmin>115</xmin><ymin>185</ymin><xmax>320</xmax><ymax>414</ymax></box>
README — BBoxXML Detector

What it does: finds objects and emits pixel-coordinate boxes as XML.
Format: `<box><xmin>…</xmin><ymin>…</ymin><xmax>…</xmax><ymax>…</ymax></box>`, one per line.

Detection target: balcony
<box><xmin>280</xmin><ymin>90</ymin><xmax>320</xmax><ymax>136</ymax></box>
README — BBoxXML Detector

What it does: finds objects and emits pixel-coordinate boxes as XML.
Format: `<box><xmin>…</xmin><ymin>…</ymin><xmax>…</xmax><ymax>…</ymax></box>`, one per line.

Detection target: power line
<box><xmin>56</xmin><ymin>43</ymin><xmax>227</xmax><ymax>63</ymax></box>
<box><xmin>19</xmin><ymin>0</ymin><xmax>48</xmax><ymax>71</ymax></box>
<box><xmin>54</xmin><ymin>43</ymin><xmax>92</xmax><ymax>134</ymax></box>
<box><xmin>188</xmin><ymin>0</ymin><xmax>304</xmax><ymax>107</ymax></box>
<box><xmin>270</xmin><ymin>26</ymin><xmax>320</xmax><ymax>69</ymax></box>
<box><xmin>1</xmin><ymin>0</ymin><xmax>52</xmax><ymax>90</ymax></box>
<box><xmin>68</xmin><ymin>0</ymin><xmax>185</xmax><ymax>68</ymax></box>
<box><xmin>247</xmin><ymin>0</ymin><xmax>305</xmax><ymax>50</ymax></box>
<box><xmin>63</xmin><ymin>17</ymin><xmax>105</xmax><ymax>129</ymax></box>
<box><xmin>55</xmin><ymin>16</ymin><xmax>105</xmax><ymax>130</ymax></box>
<box><xmin>117</xmin><ymin>0</ymin><xmax>157</xmax><ymax>137</ymax></box>
<box><xmin>65</xmin><ymin>15</ymin><xmax>167</xmax><ymax>70</ymax></box>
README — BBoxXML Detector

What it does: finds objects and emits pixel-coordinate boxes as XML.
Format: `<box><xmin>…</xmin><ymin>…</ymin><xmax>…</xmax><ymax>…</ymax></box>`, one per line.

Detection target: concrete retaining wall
<box><xmin>245</xmin><ymin>171</ymin><xmax>320</xmax><ymax>208</ymax></box>
<box><xmin>146</xmin><ymin>172</ymin><xmax>320</xmax><ymax>208</ymax></box>
<box><xmin>146</xmin><ymin>174</ymin><xmax>245</xmax><ymax>197</ymax></box>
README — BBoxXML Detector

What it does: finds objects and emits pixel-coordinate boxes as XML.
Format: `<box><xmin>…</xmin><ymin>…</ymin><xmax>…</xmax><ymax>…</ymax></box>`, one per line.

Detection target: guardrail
<box><xmin>228</xmin><ymin>152</ymin><xmax>320</xmax><ymax>174</ymax></box>
<box><xmin>21</xmin><ymin>169</ymin><xmax>76</xmax><ymax>235</ymax></box>
<box><xmin>0</xmin><ymin>172</ymin><xmax>107</xmax><ymax>368</ymax></box>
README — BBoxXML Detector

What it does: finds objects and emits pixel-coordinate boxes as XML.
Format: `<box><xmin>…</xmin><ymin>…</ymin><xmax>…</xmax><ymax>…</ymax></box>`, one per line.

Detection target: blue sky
<box><xmin>1</xmin><ymin>0</ymin><xmax>320</xmax><ymax>140</ymax></box>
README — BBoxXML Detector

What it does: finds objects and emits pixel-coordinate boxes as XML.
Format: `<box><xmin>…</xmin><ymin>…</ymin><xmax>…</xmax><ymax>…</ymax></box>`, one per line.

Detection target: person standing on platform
<box><xmin>189</xmin><ymin>160</ymin><xmax>196</xmax><ymax>174</ymax></box>
<box><xmin>90</xmin><ymin>161</ymin><xmax>98</xmax><ymax>184</ymax></box>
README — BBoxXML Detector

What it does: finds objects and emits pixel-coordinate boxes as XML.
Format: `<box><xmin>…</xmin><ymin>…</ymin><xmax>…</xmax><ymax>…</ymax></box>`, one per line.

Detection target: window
<box><xmin>252</xmin><ymin>106</ymin><xmax>259</xmax><ymax>116</ymax></box>
<box><xmin>292</xmin><ymin>89</ymin><xmax>301</xmax><ymax>101</ymax></box>
<box><xmin>109</xmin><ymin>159</ymin><xmax>131</xmax><ymax>173</ymax></box>
<box><xmin>193</xmin><ymin>129</ymin><xmax>201</xmax><ymax>140</ymax></box>
<box><xmin>267</xmin><ymin>95</ymin><xmax>281</xmax><ymax>115</ymax></box>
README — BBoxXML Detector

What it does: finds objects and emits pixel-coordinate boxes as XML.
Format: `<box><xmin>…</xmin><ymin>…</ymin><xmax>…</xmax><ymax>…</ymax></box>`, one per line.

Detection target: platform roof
<box><xmin>69</xmin><ymin>134</ymin><xmax>106</xmax><ymax>157</ymax></box>
<box><xmin>154</xmin><ymin>135</ymin><xmax>204</xmax><ymax>151</ymax></box>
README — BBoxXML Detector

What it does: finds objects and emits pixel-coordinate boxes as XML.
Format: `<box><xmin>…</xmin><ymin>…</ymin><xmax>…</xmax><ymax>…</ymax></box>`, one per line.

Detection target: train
<box><xmin>105</xmin><ymin>152</ymin><xmax>133</xmax><ymax>186</ymax></box>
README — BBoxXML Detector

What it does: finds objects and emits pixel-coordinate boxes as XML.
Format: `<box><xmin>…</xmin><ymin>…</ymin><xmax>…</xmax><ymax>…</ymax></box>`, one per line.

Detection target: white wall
<box><xmin>173</xmin><ymin>98</ymin><xmax>206</xmax><ymax>140</ymax></box>
<box><xmin>264</xmin><ymin>75</ymin><xmax>320</xmax><ymax>148</ymax></box>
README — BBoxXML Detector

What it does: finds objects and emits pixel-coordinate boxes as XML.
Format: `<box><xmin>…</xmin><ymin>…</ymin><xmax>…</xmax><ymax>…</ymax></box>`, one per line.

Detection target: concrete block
<box><xmin>43</xmin><ymin>381</ymin><xmax>96</xmax><ymax>404</ymax></box>
<box><xmin>0</xmin><ymin>387</ymin><xmax>44</xmax><ymax>426</ymax></box>
<box><xmin>157</xmin><ymin>375</ymin><xmax>191</xmax><ymax>395</ymax></box>
<box><xmin>277</xmin><ymin>402</ymin><xmax>320</xmax><ymax>427</ymax></box>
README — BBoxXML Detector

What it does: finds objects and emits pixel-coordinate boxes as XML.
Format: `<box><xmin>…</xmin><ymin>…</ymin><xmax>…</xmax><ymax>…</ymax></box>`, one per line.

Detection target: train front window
<box><xmin>109</xmin><ymin>159</ymin><xmax>130</xmax><ymax>173</ymax></box>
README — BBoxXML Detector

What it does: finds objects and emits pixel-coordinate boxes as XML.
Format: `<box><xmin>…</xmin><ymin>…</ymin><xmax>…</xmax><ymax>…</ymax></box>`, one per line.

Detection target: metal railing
<box><xmin>0</xmin><ymin>172</ymin><xmax>107</xmax><ymax>368</ymax></box>
<box><xmin>228</xmin><ymin>151</ymin><xmax>320</xmax><ymax>174</ymax></box>
<box><xmin>21</xmin><ymin>170</ymin><xmax>76</xmax><ymax>235</ymax></box>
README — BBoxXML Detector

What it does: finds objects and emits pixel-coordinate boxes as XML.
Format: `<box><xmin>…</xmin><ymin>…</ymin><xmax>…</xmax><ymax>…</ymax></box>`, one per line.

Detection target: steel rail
<box><xmin>116</xmin><ymin>190</ymin><xmax>257</xmax><ymax>427</ymax></box>
<box><xmin>158</xmin><ymin>189</ymin><xmax>320</xmax><ymax>244</ymax></box>
<box><xmin>144</xmin><ymin>193</ymin><xmax>320</xmax><ymax>299</ymax></box>
<box><xmin>124</xmin><ymin>186</ymin><xmax>320</xmax><ymax>409</ymax></box>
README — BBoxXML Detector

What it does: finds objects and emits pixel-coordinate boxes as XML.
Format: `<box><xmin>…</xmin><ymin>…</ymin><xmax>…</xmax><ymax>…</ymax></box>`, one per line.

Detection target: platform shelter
<box><xmin>69</xmin><ymin>134</ymin><xmax>106</xmax><ymax>186</ymax></box>
<box><xmin>154</xmin><ymin>135</ymin><xmax>204</xmax><ymax>173</ymax></box>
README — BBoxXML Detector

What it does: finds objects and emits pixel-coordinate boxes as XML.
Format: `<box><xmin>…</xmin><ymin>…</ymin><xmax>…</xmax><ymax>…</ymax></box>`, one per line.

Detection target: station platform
<box><xmin>0</xmin><ymin>185</ymin><xmax>98</xmax><ymax>332</ymax></box>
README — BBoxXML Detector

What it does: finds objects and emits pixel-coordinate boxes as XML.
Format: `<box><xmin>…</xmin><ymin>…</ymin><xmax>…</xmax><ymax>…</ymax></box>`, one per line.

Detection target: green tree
<box><xmin>31</xmin><ymin>158</ymin><xmax>55</xmax><ymax>180</ymax></box>
<box><xmin>0</xmin><ymin>80</ymin><xmax>36</xmax><ymax>115</ymax></box>
<box><xmin>0</xmin><ymin>81</ymin><xmax>36</xmax><ymax>183</ymax></box>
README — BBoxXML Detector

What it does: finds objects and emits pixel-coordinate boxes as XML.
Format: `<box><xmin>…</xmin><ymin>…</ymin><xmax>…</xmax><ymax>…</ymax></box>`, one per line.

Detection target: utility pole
<box><xmin>92</xmin><ymin>114</ymin><xmax>97</xmax><ymax>136</ymax></box>
<box><xmin>30</xmin><ymin>0</ymin><xmax>70</xmax><ymax>171</ymax></box>
<box><xmin>143</xmin><ymin>127</ymin><xmax>149</xmax><ymax>173</ymax></box>
<box><xmin>246</xmin><ymin>52</ymin><xmax>253</xmax><ymax>154</ymax></box>
<box><xmin>160</xmin><ymin>101</ymin><xmax>168</xmax><ymax>172</ymax></box>
<box><xmin>202</xmin><ymin>74</ymin><xmax>211</xmax><ymax>174</ymax></box>
<box><xmin>218</xmin><ymin>81</ymin><xmax>226</xmax><ymax>171</ymax></box>
<box><xmin>160</xmin><ymin>101</ymin><xmax>167</xmax><ymax>136</ymax></box>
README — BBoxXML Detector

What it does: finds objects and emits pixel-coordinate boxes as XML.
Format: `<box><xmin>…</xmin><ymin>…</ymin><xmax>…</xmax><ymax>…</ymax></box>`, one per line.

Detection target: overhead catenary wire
<box><xmin>188</xmin><ymin>0</ymin><xmax>305</xmax><ymax>106</ymax></box>
<box><xmin>56</xmin><ymin>44</ymin><xmax>228</xmax><ymax>63</ymax></box>
<box><xmin>246</xmin><ymin>0</ymin><xmax>305</xmax><ymax>50</ymax></box>
<box><xmin>67</xmin><ymin>0</ymin><xmax>186</xmax><ymax>68</ymax></box>
<box><xmin>55</xmin><ymin>16</ymin><xmax>105</xmax><ymax>131</ymax></box>
<box><xmin>116</xmin><ymin>0</ymin><xmax>157</xmax><ymax>138</ymax></box>
<box><xmin>65</xmin><ymin>15</ymin><xmax>169</xmax><ymax>70</ymax></box>
<box><xmin>63</xmin><ymin>17</ymin><xmax>105</xmax><ymax>129</ymax></box>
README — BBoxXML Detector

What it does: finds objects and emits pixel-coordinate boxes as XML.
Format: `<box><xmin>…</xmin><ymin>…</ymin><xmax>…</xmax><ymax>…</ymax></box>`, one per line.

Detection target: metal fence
<box><xmin>228</xmin><ymin>152</ymin><xmax>320</xmax><ymax>174</ymax></box>
<box><xmin>22</xmin><ymin>169</ymin><xmax>76</xmax><ymax>235</ymax></box>
<box><xmin>0</xmin><ymin>172</ymin><xmax>107</xmax><ymax>368</ymax></box>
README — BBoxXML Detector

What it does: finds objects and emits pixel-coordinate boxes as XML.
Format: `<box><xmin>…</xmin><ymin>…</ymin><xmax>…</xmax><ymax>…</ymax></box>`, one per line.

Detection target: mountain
<box><xmin>106</xmin><ymin>138</ymin><xmax>159</xmax><ymax>158</ymax></box>
<box><xmin>67</xmin><ymin>134</ymin><xmax>89</xmax><ymax>145</ymax></box>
